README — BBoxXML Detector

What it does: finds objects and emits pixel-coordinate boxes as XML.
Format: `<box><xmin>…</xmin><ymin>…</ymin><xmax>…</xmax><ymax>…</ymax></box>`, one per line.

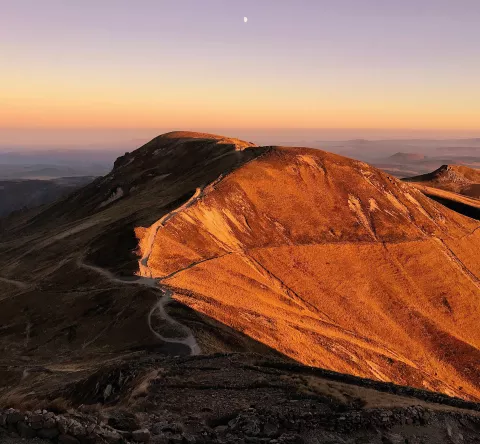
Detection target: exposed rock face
<box><xmin>136</xmin><ymin>146</ymin><xmax>480</xmax><ymax>401</ymax></box>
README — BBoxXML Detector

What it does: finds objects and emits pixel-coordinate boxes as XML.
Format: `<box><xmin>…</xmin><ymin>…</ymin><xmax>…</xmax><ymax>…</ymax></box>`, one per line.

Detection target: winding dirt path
<box><xmin>77</xmin><ymin>187</ymin><xmax>209</xmax><ymax>354</ymax></box>
<box><xmin>78</xmin><ymin>259</ymin><xmax>200</xmax><ymax>355</ymax></box>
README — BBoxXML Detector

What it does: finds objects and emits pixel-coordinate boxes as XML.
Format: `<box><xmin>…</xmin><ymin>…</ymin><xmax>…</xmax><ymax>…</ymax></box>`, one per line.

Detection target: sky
<box><xmin>1</xmin><ymin>0</ymin><xmax>480</xmax><ymax>145</ymax></box>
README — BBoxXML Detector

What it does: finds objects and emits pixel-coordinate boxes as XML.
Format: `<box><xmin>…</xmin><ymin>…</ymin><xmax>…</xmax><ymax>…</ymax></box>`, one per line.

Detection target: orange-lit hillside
<box><xmin>136</xmin><ymin>146</ymin><xmax>480</xmax><ymax>401</ymax></box>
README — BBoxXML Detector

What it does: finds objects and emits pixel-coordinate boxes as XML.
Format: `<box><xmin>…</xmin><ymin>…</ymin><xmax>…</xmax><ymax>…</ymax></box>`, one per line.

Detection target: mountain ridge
<box><xmin>0</xmin><ymin>131</ymin><xmax>479</xmax><ymax>423</ymax></box>
<box><xmin>129</xmin><ymin>139</ymin><xmax>480</xmax><ymax>401</ymax></box>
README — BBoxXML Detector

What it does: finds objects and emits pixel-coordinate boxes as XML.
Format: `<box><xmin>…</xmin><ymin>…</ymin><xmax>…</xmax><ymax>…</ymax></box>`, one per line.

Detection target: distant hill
<box><xmin>0</xmin><ymin>176</ymin><xmax>96</xmax><ymax>217</ymax></box>
<box><xmin>404</xmin><ymin>164</ymin><xmax>480</xmax><ymax>198</ymax></box>
<box><xmin>388</xmin><ymin>152</ymin><xmax>426</xmax><ymax>162</ymax></box>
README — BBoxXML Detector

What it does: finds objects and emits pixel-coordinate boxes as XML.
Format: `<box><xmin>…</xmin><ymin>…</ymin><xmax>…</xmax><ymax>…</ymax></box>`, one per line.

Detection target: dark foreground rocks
<box><xmin>1</xmin><ymin>354</ymin><xmax>479</xmax><ymax>443</ymax></box>
<box><xmin>1</xmin><ymin>403</ymin><xmax>479</xmax><ymax>444</ymax></box>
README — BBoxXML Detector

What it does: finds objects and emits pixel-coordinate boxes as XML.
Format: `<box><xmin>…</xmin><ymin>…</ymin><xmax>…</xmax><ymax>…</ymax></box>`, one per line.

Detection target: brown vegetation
<box><xmin>136</xmin><ymin>144</ymin><xmax>480</xmax><ymax>401</ymax></box>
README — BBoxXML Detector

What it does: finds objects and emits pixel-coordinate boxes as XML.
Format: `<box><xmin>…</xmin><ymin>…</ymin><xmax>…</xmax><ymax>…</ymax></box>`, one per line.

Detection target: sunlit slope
<box><xmin>137</xmin><ymin>147</ymin><xmax>480</xmax><ymax>401</ymax></box>
<box><xmin>405</xmin><ymin>164</ymin><xmax>480</xmax><ymax>198</ymax></box>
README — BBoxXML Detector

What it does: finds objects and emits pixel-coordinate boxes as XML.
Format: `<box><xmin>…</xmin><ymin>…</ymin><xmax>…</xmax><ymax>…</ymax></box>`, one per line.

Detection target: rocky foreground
<box><xmin>1</xmin><ymin>354</ymin><xmax>479</xmax><ymax>444</ymax></box>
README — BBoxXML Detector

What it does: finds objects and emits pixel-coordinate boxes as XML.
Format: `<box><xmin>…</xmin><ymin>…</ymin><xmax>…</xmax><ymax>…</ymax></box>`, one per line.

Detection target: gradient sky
<box><xmin>1</xmin><ymin>0</ymin><xmax>480</xmax><ymax>143</ymax></box>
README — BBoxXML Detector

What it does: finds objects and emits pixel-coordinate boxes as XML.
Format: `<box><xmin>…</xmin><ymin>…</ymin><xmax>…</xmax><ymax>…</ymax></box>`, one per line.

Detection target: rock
<box><xmin>6</xmin><ymin>412</ymin><xmax>24</xmax><ymax>424</ymax></box>
<box><xmin>38</xmin><ymin>427</ymin><xmax>60</xmax><ymax>439</ymax></box>
<box><xmin>152</xmin><ymin>421</ymin><xmax>183</xmax><ymax>435</ymax></box>
<box><xmin>183</xmin><ymin>433</ymin><xmax>196</xmax><ymax>444</ymax></box>
<box><xmin>242</xmin><ymin>419</ymin><xmax>261</xmax><ymax>436</ymax></box>
<box><xmin>101</xmin><ymin>430</ymin><xmax>123</xmax><ymax>443</ymax></box>
<box><xmin>215</xmin><ymin>425</ymin><xmax>228</xmax><ymax>435</ymax></box>
<box><xmin>446</xmin><ymin>426</ymin><xmax>464</xmax><ymax>444</ymax></box>
<box><xmin>278</xmin><ymin>433</ymin><xmax>304</xmax><ymax>444</ymax></box>
<box><xmin>57</xmin><ymin>417</ymin><xmax>69</xmax><ymax>434</ymax></box>
<box><xmin>78</xmin><ymin>436</ymin><xmax>97</xmax><ymax>444</ymax></box>
<box><xmin>167</xmin><ymin>423</ymin><xmax>183</xmax><ymax>434</ymax></box>
<box><xmin>132</xmin><ymin>428</ymin><xmax>151</xmax><ymax>442</ymax></box>
<box><xmin>108</xmin><ymin>410</ymin><xmax>140</xmax><ymax>431</ymax></box>
<box><xmin>17</xmin><ymin>421</ymin><xmax>37</xmax><ymax>439</ymax></box>
<box><xmin>356</xmin><ymin>438</ymin><xmax>376</xmax><ymax>444</ymax></box>
<box><xmin>43</xmin><ymin>416</ymin><xmax>57</xmax><ymax>428</ymax></box>
<box><xmin>382</xmin><ymin>434</ymin><xmax>405</xmax><ymax>444</ymax></box>
<box><xmin>150</xmin><ymin>434</ymin><xmax>169</xmax><ymax>444</ymax></box>
<box><xmin>447</xmin><ymin>424</ymin><xmax>454</xmax><ymax>437</ymax></box>
<box><xmin>104</xmin><ymin>384</ymin><xmax>113</xmax><ymax>399</ymax></box>
<box><xmin>151</xmin><ymin>422</ymin><xmax>166</xmax><ymax>435</ymax></box>
<box><xmin>263</xmin><ymin>421</ymin><xmax>279</xmax><ymax>437</ymax></box>
<box><xmin>169</xmin><ymin>434</ymin><xmax>183</xmax><ymax>444</ymax></box>
<box><xmin>59</xmin><ymin>434</ymin><xmax>81</xmax><ymax>444</ymax></box>
<box><xmin>29</xmin><ymin>414</ymin><xmax>45</xmax><ymax>429</ymax></box>
<box><xmin>70</xmin><ymin>422</ymin><xmax>86</xmax><ymax>437</ymax></box>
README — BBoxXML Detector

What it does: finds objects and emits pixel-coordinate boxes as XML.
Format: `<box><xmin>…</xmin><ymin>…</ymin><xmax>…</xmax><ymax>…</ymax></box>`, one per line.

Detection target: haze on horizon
<box><xmin>1</xmin><ymin>0</ymin><xmax>480</xmax><ymax>146</ymax></box>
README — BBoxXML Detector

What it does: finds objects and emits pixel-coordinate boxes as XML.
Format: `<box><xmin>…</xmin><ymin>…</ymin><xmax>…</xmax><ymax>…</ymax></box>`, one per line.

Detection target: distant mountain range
<box><xmin>0</xmin><ymin>176</ymin><xmax>96</xmax><ymax>217</ymax></box>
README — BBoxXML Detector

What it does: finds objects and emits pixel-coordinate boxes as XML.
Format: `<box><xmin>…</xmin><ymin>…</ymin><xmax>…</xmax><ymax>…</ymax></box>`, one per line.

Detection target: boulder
<box><xmin>382</xmin><ymin>433</ymin><xmax>405</xmax><ymax>444</ymax></box>
<box><xmin>17</xmin><ymin>421</ymin><xmax>37</xmax><ymax>439</ymax></box>
<box><xmin>29</xmin><ymin>414</ymin><xmax>45</xmax><ymax>429</ymax></box>
<box><xmin>101</xmin><ymin>430</ymin><xmax>123</xmax><ymax>443</ymax></box>
<box><xmin>59</xmin><ymin>434</ymin><xmax>81</xmax><ymax>444</ymax></box>
<box><xmin>43</xmin><ymin>416</ymin><xmax>57</xmax><ymax>429</ymax></box>
<box><xmin>38</xmin><ymin>427</ymin><xmax>60</xmax><ymax>439</ymax></box>
<box><xmin>107</xmin><ymin>410</ymin><xmax>140</xmax><ymax>431</ymax></box>
<box><xmin>132</xmin><ymin>428</ymin><xmax>151</xmax><ymax>442</ymax></box>
<box><xmin>6</xmin><ymin>412</ymin><xmax>24</xmax><ymax>424</ymax></box>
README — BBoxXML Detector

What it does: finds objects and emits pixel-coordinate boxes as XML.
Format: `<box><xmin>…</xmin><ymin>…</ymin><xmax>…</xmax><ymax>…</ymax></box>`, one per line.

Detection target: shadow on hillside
<box><xmin>85</xmin><ymin>190</ymin><xmax>198</xmax><ymax>275</ymax></box>
<box><xmin>427</xmin><ymin>194</ymin><xmax>480</xmax><ymax>220</ymax></box>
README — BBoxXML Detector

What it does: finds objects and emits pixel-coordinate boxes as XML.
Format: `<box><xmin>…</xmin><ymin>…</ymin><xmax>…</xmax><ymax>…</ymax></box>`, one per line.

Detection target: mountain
<box><xmin>135</xmin><ymin>139</ymin><xmax>480</xmax><ymax>401</ymax></box>
<box><xmin>404</xmin><ymin>165</ymin><xmax>480</xmax><ymax>198</ymax></box>
<box><xmin>0</xmin><ymin>176</ymin><xmax>96</xmax><ymax>218</ymax></box>
<box><xmin>0</xmin><ymin>132</ymin><xmax>479</xmax><ymax>443</ymax></box>
<box><xmin>404</xmin><ymin>165</ymin><xmax>480</xmax><ymax>220</ymax></box>
<box><xmin>388</xmin><ymin>152</ymin><xmax>427</xmax><ymax>163</ymax></box>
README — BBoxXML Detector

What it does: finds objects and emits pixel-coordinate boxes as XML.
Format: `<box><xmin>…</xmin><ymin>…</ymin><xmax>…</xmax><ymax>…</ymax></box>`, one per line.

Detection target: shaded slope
<box><xmin>136</xmin><ymin>147</ymin><xmax>480</xmax><ymax>401</ymax></box>
<box><xmin>403</xmin><ymin>164</ymin><xmax>480</xmax><ymax>220</ymax></box>
<box><xmin>0</xmin><ymin>132</ymin><xmax>265</xmax><ymax>274</ymax></box>
<box><xmin>0</xmin><ymin>132</ymin><xmax>273</xmax><ymax>405</ymax></box>
<box><xmin>406</xmin><ymin>183</ymin><xmax>480</xmax><ymax>220</ymax></box>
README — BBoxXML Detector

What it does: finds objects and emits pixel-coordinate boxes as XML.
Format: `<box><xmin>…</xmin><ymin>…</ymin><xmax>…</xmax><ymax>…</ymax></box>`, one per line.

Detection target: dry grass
<box><xmin>138</xmin><ymin>147</ymin><xmax>480</xmax><ymax>401</ymax></box>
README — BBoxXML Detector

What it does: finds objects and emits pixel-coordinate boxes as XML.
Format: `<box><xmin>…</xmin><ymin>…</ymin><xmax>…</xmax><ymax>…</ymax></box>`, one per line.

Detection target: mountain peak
<box><xmin>404</xmin><ymin>164</ymin><xmax>480</xmax><ymax>199</ymax></box>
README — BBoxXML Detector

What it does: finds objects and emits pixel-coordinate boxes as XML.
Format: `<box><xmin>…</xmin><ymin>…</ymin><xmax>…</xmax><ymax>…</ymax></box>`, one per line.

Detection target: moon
<box><xmin>244</xmin><ymin>17</ymin><xmax>248</xmax><ymax>23</ymax></box>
